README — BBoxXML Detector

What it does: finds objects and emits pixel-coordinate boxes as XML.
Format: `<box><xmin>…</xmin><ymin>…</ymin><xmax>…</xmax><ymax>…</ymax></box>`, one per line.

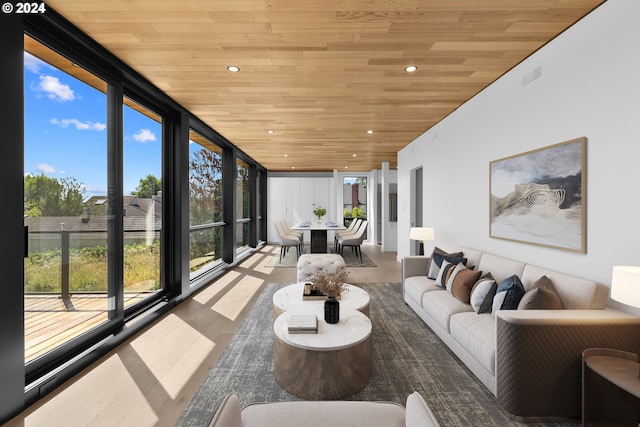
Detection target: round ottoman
<box><xmin>296</xmin><ymin>254</ymin><xmax>346</xmax><ymax>282</ymax></box>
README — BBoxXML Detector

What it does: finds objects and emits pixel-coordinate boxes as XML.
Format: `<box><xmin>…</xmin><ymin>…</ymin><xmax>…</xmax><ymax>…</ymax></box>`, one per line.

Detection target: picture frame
<box><xmin>489</xmin><ymin>137</ymin><xmax>586</xmax><ymax>253</ymax></box>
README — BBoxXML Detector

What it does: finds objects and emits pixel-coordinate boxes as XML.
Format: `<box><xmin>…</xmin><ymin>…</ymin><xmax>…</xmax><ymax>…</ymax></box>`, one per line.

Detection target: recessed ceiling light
<box><xmin>291</xmin><ymin>166</ymin><xmax>295</xmax><ymax>169</ymax></box>
<box><xmin>345</xmin><ymin>166</ymin><xmax>349</xmax><ymax>169</ymax></box>
<box><xmin>267</xmin><ymin>130</ymin><xmax>274</xmax><ymax>134</ymax></box>
<box><xmin>405</xmin><ymin>65</ymin><xmax>417</xmax><ymax>73</ymax></box>
<box><xmin>284</xmin><ymin>154</ymin><xmax>288</xmax><ymax>157</ymax></box>
<box><xmin>352</xmin><ymin>154</ymin><xmax>357</xmax><ymax>157</ymax></box>
<box><xmin>367</xmin><ymin>130</ymin><xmax>374</xmax><ymax>134</ymax></box>
<box><xmin>227</xmin><ymin>66</ymin><xmax>240</xmax><ymax>72</ymax></box>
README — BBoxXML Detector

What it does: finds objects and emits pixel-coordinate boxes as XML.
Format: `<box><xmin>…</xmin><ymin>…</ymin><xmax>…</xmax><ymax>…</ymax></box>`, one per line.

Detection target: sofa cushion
<box><xmin>518</xmin><ymin>287</ymin><xmax>562</xmax><ymax>310</ymax></box>
<box><xmin>209</xmin><ymin>394</ymin><xmax>241</xmax><ymax>427</ymax></box>
<box><xmin>422</xmin><ymin>290</ymin><xmax>473</xmax><ymax>332</ymax></box>
<box><xmin>241</xmin><ymin>400</ymin><xmax>405</xmax><ymax>427</ymax></box>
<box><xmin>470</xmin><ymin>274</ymin><xmax>497</xmax><ymax>314</ymax></box>
<box><xmin>450</xmin><ymin>312</ymin><xmax>496</xmax><ymax>374</ymax></box>
<box><xmin>450</xmin><ymin>269</ymin><xmax>482</xmax><ymax>304</ymax></box>
<box><xmin>477</xmin><ymin>253</ymin><xmax>525</xmax><ymax>284</ymax></box>
<box><xmin>406</xmin><ymin>392</ymin><xmax>441</xmax><ymax>427</ymax></box>
<box><xmin>427</xmin><ymin>247</ymin><xmax>464</xmax><ymax>279</ymax></box>
<box><xmin>404</xmin><ymin>276</ymin><xmax>440</xmax><ymax>306</ymax></box>
<box><xmin>456</xmin><ymin>246</ymin><xmax>483</xmax><ymax>270</ymax></box>
<box><xmin>520</xmin><ymin>264</ymin><xmax>599</xmax><ymax>309</ymax></box>
<box><xmin>494</xmin><ymin>275</ymin><xmax>525</xmax><ymax>311</ymax></box>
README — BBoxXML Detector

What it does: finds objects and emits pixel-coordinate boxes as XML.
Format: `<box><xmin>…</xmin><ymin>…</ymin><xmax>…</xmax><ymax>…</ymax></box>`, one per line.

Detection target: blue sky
<box><xmin>24</xmin><ymin>52</ymin><xmax>162</xmax><ymax>198</ymax></box>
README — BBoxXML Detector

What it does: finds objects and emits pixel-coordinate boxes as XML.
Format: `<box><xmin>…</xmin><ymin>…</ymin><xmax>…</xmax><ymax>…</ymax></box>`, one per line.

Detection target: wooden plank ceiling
<box><xmin>46</xmin><ymin>0</ymin><xmax>605</xmax><ymax>172</ymax></box>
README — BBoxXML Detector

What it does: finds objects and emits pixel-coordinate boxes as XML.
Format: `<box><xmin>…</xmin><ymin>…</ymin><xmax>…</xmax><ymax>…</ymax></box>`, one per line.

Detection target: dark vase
<box><xmin>324</xmin><ymin>296</ymin><xmax>340</xmax><ymax>324</ymax></box>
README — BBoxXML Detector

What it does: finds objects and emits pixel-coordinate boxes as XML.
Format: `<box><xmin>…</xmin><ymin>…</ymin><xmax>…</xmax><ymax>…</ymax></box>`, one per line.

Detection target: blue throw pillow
<box><xmin>427</xmin><ymin>252</ymin><xmax>468</xmax><ymax>279</ymax></box>
<box><xmin>495</xmin><ymin>275</ymin><xmax>525</xmax><ymax>310</ymax></box>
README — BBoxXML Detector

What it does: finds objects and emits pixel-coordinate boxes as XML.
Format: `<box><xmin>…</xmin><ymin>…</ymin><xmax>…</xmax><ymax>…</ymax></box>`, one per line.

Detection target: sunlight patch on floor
<box><xmin>192</xmin><ymin>271</ymin><xmax>241</xmax><ymax>305</ymax></box>
<box><xmin>211</xmin><ymin>275</ymin><xmax>264</xmax><ymax>321</ymax></box>
<box><xmin>19</xmin><ymin>354</ymin><xmax>158</xmax><ymax>427</ymax></box>
<box><xmin>130</xmin><ymin>314</ymin><xmax>215</xmax><ymax>399</ymax></box>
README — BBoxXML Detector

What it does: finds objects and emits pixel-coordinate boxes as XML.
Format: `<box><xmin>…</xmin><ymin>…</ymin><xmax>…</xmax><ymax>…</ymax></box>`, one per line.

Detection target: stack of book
<box><xmin>287</xmin><ymin>314</ymin><xmax>318</xmax><ymax>334</ymax></box>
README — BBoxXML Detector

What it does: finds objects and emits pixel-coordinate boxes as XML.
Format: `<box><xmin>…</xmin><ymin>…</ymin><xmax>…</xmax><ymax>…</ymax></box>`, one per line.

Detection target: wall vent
<box><xmin>522</xmin><ymin>66</ymin><xmax>543</xmax><ymax>87</ymax></box>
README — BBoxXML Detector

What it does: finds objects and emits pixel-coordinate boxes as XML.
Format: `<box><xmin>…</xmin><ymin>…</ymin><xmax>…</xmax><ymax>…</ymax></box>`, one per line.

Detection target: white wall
<box><xmin>267</xmin><ymin>176</ymin><xmax>334</xmax><ymax>243</ymax></box>
<box><xmin>397</xmin><ymin>0</ymin><xmax>640</xmax><ymax>313</ymax></box>
<box><xmin>268</xmin><ymin>168</ymin><xmax>399</xmax><ymax>250</ymax></box>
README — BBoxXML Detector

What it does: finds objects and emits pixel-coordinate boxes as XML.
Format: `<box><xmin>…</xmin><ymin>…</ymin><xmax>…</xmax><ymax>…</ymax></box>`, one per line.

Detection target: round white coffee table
<box><xmin>273</xmin><ymin>306</ymin><xmax>372</xmax><ymax>400</ymax></box>
<box><xmin>272</xmin><ymin>283</ymin><xmax>370</xmax><ymax>317</ymax></box>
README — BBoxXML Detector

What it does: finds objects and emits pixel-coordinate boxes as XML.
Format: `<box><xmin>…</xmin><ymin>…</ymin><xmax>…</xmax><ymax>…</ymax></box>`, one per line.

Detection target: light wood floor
<box><xmin>7</xmin><ymin>244</ymin><xmax>402</xmax><ymax>427</ymax></box>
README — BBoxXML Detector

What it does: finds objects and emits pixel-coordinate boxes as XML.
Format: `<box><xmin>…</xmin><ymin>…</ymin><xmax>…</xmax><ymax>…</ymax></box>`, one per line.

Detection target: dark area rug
<box><xmin>265</xmin><ymin>247</ymin><xmax>376</xmax><ymax>267</ymax></box>
<box><xmin>177</xmin><ymin>283</ymin><xmax>579</xmax><ymax>427</ymax></box>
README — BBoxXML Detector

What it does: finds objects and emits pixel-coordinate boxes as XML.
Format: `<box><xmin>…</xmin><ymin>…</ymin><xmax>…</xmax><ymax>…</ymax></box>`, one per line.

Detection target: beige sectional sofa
<box><xmin>402</xmin><ymin>246</ymin><xmax>640</xmax><ymax>419</ymax></box>
<box><xmin>208</xmin><ymin>392</ymin><xmax>440</xmax><ymax>427</ymax></box>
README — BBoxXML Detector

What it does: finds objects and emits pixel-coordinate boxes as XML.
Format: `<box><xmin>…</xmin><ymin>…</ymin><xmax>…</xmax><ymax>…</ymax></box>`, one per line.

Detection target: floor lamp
<box><xmin>409</xmin><ymin>227</ymin><xmax>434</xmax><ymax>256</ymax></box>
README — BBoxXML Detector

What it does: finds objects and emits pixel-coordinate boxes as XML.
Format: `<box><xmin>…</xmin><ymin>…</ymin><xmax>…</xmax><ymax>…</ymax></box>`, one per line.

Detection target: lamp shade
<box><xmin>409</xmin><ymin>227</ymin><xmax>434</xmax><ymax>242</ymax></box>
<box><xmin>611</xmin><ymin>266</ymin><xmax>640</xmax><ymax>308</ymax></box>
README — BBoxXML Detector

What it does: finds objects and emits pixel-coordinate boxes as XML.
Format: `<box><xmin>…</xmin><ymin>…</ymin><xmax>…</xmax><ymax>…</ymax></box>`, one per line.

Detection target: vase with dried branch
<box><xmin>310</xmin><ymin>268</ymin><xmax>349</xmax><ymax>324</ymax></box>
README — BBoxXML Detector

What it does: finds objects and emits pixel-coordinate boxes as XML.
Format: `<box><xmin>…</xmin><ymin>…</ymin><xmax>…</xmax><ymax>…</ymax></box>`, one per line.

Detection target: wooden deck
<box><xmin>25</xmin><ymin>293</ymin><xmax>149</xmax><ymax>363</ymax></box>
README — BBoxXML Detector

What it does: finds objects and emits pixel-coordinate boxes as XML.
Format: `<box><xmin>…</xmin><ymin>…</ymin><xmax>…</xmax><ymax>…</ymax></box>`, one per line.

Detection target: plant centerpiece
<box><xmin>311</xmin><ymin>268</ymin><xmax>349</xmax><ymax>298</ymax></box>
<box><xmin>312</xmin><ymin>204</ymin><xmax>327</xmax><ymax>222</ymax></box>
<box><xmin>310</xmin><ymin>268</ymin><xmax>349</xmax><ymax>324</ymax></box>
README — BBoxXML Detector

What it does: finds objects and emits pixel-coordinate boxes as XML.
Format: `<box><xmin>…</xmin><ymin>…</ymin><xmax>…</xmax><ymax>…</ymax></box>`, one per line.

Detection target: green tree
<box><xmin>132</xmin><ymin>174</ymin><xmax>161</xmax><ymax>198</ymax></box>
<box><xmin>189</xmin><ymin>148</ymin><xmax>223</xmax><ymax>262</ymax></box>
<box><xmin>24</xmin><ymin>174</ymin><xmax>86</xmax><ymax>217</ymax></box>
<box><xmin>58</xmin><ymin>177</ymin><xmax>86</xmax><ymax>216</ymax></box>
<box><xmin>190</xmin><ymin>149</ymin><xmax>223</xmax><ymax>225</ymax></box>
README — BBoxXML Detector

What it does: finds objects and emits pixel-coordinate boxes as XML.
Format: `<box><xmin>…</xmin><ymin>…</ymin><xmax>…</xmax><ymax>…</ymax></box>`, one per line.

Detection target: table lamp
<box><xmin>611</xmin><ymin>266</ymin><xmax>640</xmax><ymax>308</ymax></box>
<box><xmin>611</xmin><ymin>266</ymin><xmax>640</xmax><ymax>378</ymax></box>
<box><xmin>409</xmin><ymin>227</ymin><xmax>434</xmax><ymax>256</ymax></box>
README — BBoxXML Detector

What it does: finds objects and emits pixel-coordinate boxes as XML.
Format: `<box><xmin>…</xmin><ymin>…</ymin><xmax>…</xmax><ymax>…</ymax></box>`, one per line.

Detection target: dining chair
<box><xmin>282</xmin><ymin>221</ymin><xmax>304</xmax><ymax>242</ymax></box>
<box><xmin>334</xmin><ymin>218</ymin><xmax>362</xmax><ymax>252</ymax></box>
<box><xmin>274</xmin><ymin>221</ymin><xmax>300</xmax><ymax>262</ymax></box>
<box><xmin>337</xmin><ymin>220</ymin><xmax>368</xmax><ymax>263</ymax></box>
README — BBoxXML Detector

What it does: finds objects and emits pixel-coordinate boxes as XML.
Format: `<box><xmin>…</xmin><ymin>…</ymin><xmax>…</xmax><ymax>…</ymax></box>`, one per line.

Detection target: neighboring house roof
<box><xmin>25</xmin><ymin>195</ymin><xmax>163</xmax><ymax>236</ymax></box>
<box><xmin>24</xmin><ymin>216</ymin><xmax>162</xmax><ymax>234</ymax></box>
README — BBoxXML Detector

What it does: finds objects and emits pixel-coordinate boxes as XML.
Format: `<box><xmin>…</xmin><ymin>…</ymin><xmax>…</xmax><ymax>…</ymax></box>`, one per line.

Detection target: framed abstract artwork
<box><xmin>489</xmin><ymin>137</ymin><xmax>586</xmax><ymax>253</ymax></box>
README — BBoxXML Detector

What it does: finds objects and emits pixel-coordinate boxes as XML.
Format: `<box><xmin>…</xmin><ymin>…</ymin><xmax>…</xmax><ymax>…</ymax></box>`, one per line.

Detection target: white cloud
<box><xmin>37</xmin><ymin>163</ymin><xmax>65</xmax><ymax>174</ymax></box>
<box><xmin>50</xmin><ymin>118</ymin><xmax>106</xmax><ymax>131</ymax></box>
<box><xmin>35</xmin><ymin>75</ymin><xmax>75</xmax><ymax>102</ymax></box>
<box><xmin>132</xmin><ymin>129</ymin><xmax>157</xmax><ymax>143</ymax></box>
<box><xmin>24</xmin><ymin>52</ymin><xmax>49</xmax><ymax>74</ymax></box>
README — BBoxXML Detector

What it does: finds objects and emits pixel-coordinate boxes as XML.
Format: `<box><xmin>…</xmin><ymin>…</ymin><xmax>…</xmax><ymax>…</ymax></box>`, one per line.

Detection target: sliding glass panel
<box><xmin>257</xmin><ymin>170</ymin><xmax>264</xmax><ymax>243</ymax></box>
<box><xmin>236</xmin><ymin>159</ymin><xmax>250</xmax><ymax>250</ymax></box>
<box><xmin>123</xmin><ymin>97</ymin><xmax>163</xmax><ymax>306</ymax></box>
<box><xmin>24</xmin><ymin>36</ymin><xmax>109</xmax><ymax>363</ymax></box>
<box><xmin>189</xmin><ymin>130</ymin><xmax>223</xmax><ymax>277</ymax></box>
<box><xmin>343</xmin><ymin>176</ymin><xmax>368</xmax><ymax>235</ymax></box>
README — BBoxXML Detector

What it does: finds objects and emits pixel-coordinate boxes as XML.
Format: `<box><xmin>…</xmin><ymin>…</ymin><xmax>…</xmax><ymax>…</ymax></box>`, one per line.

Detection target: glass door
<box><xmin>24</xmin><ymin>36</ymin><xmax>111</xmax><ymax>364</ymax></box>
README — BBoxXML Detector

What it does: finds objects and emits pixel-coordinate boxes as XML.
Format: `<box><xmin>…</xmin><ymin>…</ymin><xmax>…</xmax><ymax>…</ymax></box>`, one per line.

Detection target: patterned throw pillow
<box><xmin>470</xmin><ymin>274</ymin><xmax>497</xmax><ymax>313</ymax></box>
<box><xmin>436</xmin><ymin>260</ymin><xmax>457</xmax><ymax>288</ymax></box>
<box><xmin>445</xmin><ymin>262</ymin><xmax>468</xmax><ymax>293</ymax></box>
<box><xmin>426</xmin><ymin>247</ymin><xmax>464</xmax><ymax>279</ymax></box>
<box><xmin>493</xmin><ymin>275</ymin><xmax>525</xmax><ymax>312</ymax></box>
<box><xmin>428</xmin><ymin>251</ymin><xmax>467</xmax><ymax>280</ymax></box>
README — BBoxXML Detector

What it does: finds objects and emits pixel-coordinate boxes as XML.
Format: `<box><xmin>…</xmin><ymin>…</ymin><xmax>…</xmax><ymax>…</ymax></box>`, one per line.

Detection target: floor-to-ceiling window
<box><xmin>236</xmin><ymin>159</ymin><xmax>250</xmax><ymax>251</ymax></box>
<box><xmin>23</xmin><ymin>35</ymin><xmax>111</xmax><ymax>364</ymax></box>
<box><xmin>189</xmin><ymin>129</ymin><xmax>224</xmax><ymax>278</ymax></box>
<box><xmin>5</xmin><ymin>14</ymin><xmax>267</xmax><ymax>420</ymax></box>
<box><xmin>122</xmin><ymin>97</ymin><xmax>164</xmax><ymax>307</ymax></box>
<box><xmin>343</xmin><ymin>176</ymin><xmax>368</xmax><ymax>229</ymax></box>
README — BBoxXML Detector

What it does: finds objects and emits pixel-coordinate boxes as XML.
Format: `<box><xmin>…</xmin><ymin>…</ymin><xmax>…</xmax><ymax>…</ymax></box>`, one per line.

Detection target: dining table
<box><xmin>291</xmin><ymin>221</ymin><xmax>346</xmax><ymax>253</ymax></box>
